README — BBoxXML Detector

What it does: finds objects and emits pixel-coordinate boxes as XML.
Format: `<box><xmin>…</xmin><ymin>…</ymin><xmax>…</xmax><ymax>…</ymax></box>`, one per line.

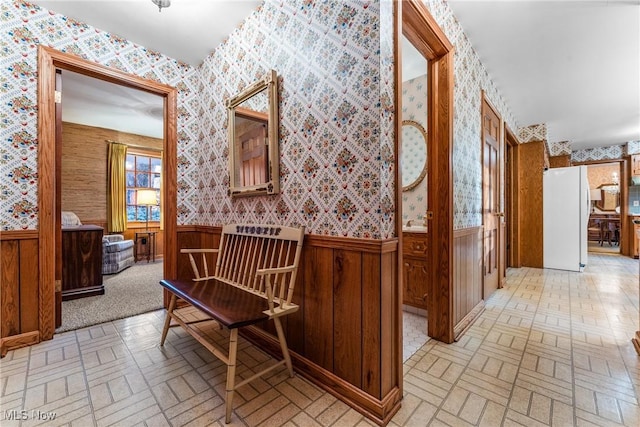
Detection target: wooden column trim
<box><xmin>427</xmin><ymin>49</ymin><xmax>455</xmax><ymax>343</ymax></box>
<box><xmin>37</xmin><ymin>46</ymin><xmax>56</xmax><ymax>340</ymax></box>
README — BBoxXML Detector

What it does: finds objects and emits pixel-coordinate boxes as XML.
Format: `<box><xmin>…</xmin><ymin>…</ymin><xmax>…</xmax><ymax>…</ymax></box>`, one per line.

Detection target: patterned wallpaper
<box><xmin>401</xmin><ymin>74</ymin><xmax>428</xmax><ymax>223</ymax></box>
<box><xmin>195</xmin><ymin>0</ymin><xmax>394</xmax><ymax>239</ymax></box>
<box><xmin>518</xmin><ymin>123</ymin><xmax>547</xmax><ymax>143</ymax></box>
<box><xmin>1</xmin><ymin>0</ymin><xmax>200</xmax><ymax>230</ymax></box>
<box><xmin>628</xmin><ymin>141</ymin><xmax>640</xmax><ymax>155</ymax></box>
<box><xmin>422</xmin><ymin>0</ymin><xmax>518</xmax><ymax>229</ymax></box>
<box><xmin>572</xmin><ymin>145</ymin><xmax>624</xmax><ymax>163</ymax></box>
<box><xmin>548</xmin><ymin>140</ymin><xmax>572</xmax><ymax>157</ymax></box>
<box><xmin>2</xmin><ymin>0</ymin><xmax>519</xmax><ymax>235</ymax></box>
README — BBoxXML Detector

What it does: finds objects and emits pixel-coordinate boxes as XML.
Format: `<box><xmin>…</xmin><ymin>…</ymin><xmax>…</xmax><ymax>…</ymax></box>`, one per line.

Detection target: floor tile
<box><xmin>0</xmin><ymin>252</ymin><xmax>637</xmax><ymax>426</ymax></box>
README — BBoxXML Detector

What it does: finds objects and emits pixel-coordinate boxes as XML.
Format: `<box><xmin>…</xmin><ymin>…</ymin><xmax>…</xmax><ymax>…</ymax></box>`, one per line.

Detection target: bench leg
<box><xmin>273</xmin><ymin>317</ymin><xmax>294</xmax><ymax>377</ymax></box>
<box><xmin>225</xmin><ymin>328</ymin><xmax>239</xmax><ymax>424</ymax></box>
<box><xmin>160</xmin><ymin>294</ymin><xmax>177</xmax><ymax>346</ymax></box>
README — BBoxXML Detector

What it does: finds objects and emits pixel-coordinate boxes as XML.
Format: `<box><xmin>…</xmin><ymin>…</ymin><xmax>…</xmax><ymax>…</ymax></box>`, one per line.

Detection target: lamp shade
<box><xmin>137</xmin><ymin>189</ymin><xmax>158</xmax><ymax>206</ymax></box>
<box><xmin>589</xmin><ymin>189</ymin><xmax>602</xmax><ymax>201</ymax></box>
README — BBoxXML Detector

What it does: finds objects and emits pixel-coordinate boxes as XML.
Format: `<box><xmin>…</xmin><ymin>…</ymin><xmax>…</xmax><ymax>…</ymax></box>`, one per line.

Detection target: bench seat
<box><xmin>159</xmin><ymin>223</ymin><xmax>304</xmax><ymax>424</ymax></box>
<box><xmin>159</xmin><ymin>278</ymin><xmax>269</xmax><ymax>329</ymax></box>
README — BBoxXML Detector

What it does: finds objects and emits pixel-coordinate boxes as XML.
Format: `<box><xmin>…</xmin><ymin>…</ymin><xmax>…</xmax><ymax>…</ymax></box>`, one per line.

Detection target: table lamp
<box><xmin>137</xmin><ymin>189</ymin><xmax>158</xmax><ymax>231</ymax></box>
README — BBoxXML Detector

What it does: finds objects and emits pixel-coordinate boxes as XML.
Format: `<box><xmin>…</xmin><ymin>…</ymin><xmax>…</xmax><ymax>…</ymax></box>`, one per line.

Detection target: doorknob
<box><xmin>497</xmin><ymin>212</ymin><xmax>504</xmax><ymax>217</ymax></box>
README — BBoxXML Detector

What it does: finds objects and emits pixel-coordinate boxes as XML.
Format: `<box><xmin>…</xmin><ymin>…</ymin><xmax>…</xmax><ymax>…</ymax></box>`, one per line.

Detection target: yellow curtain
<box><xmin>107</xmin><ymin>142</ymin><xmax>128</xmax><ymax>233</ymax></box>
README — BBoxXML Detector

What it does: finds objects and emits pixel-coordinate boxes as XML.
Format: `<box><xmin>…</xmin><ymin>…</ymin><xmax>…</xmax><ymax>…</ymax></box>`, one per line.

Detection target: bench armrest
<box><xmin>256</xmin><ymin>265</ymin><xmax>298</xmax><ymax>317</ymax></box>
<box><xmin>180</xmin><ymin>248</ymin><xmax>219</xmax><ymax>281</ymax></box>
<box><xmin>255</xmin><ymin>265</ymin><xmax>296</xmax><ymax>276</ymax></box>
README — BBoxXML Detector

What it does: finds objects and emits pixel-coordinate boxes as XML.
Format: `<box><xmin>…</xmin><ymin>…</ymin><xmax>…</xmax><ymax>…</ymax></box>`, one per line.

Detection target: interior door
<box><xmin>482</xmin><ymin>95</ymin><xmax>501</xmax><ymax>299</ymax></box>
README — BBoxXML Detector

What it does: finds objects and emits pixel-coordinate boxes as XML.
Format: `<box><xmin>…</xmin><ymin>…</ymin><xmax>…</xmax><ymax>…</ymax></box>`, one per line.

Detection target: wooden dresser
<box><xmin>402</xmin><ymin>231</ymin><xmax>428</xmax><ymax>310</ymax></box>
<box><xmin>62</xmin><ymin>225</ymin><xmax>104</xmax><ymax>300</ymax></box>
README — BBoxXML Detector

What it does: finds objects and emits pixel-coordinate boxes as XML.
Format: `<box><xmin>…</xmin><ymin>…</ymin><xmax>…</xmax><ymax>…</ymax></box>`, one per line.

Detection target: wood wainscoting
<box><xmin>176</xmin><ymin>225</ymin><xmax>402</xmax><ymax>425</ymax></box>
<box><xmin>453</xmin><ymin>226</ymin><xmax>484</xmax><ymax>340</ymax></box>
<box><xmin>0</xmin><ymin>230</ymin><xmax>40</xmax><ymax>356</ymax></box>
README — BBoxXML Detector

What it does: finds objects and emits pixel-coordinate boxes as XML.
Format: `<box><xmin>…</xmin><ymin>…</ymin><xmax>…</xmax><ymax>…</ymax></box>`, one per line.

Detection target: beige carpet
<box><xmin>56</xmin><ymin>261</ymin><xmax>164</xmax><ymax>333</ymax></box>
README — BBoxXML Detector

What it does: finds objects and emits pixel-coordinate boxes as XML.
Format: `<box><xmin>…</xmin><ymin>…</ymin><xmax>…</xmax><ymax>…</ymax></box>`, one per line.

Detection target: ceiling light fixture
<box><xmin>151</xmin><ymin>0</ymin><xmax>171</xmax><ymax>12</ymax></box>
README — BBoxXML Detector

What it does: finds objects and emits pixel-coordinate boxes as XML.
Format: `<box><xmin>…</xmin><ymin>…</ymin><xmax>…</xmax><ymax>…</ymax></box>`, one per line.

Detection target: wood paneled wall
<box><xmin>452</xmin><ymin>226</ymin><xmax>484</xmax><ymax>339</ymax></box>
<box><xmin>61</xmin><ymin>122</ymin><xmax>108</xmax><ymax>224</ymax></box>
<box><xmin>61</xmin><ymin>121</ymin><xmax>162</xmax><ymax>227</ymax></box>
<box><xmin>517</xmin><ymin>141</ymin><xmax>545</xmax><ymax>268</ymax></box>
<box><xmin>61</xmin><ymin>122</ymin><xmax>164</xmax><ymax>256</ymax></box>
<box><xmin>176</xmin><ymin>226</ymin><xmax>401</xmax><ymax>424</ymax></box>
<box><xmin>0</xmin><ymin>231</ymin><xmax>40</xmax><ymax>356</ymax></box>
<box><xmin>122</xmin><ymin>227</ymin><xmax>164</xmax><ymax>259</ymax></box>
<box><xmin>549</xmin><ymin>154</ymin><xmax>571</xmax><ymax>168</ymax></box>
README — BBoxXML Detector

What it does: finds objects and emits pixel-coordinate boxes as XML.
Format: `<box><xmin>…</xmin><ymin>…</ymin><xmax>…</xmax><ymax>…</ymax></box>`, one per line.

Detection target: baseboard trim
<box><xmin>242</xmin><ymin>326</ymin><xmax>402</xmax><ymax>425</ymax></box>
<box><xmin>454</xmin><ymin>300</ymin><xmax>485</xmax><ymax>341</ymax></box>
<box><xmin>0</xmin><ymin>331</ymin><xmax>40</xmax><ymax>357</ymax></box>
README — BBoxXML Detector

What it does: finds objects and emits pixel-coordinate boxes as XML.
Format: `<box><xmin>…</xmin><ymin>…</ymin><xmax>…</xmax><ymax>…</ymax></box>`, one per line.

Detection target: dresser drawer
<box><xmin>403</xmin><ymin>232</ymin><xmax>428</xmax><ymax>256</ymax></box>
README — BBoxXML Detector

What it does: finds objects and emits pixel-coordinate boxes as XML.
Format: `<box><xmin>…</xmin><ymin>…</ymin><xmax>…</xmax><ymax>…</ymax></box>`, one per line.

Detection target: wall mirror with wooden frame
<box><xmin>401</xmin><ymin>120</ymin><xmax>427</xmax><ymax>191</ymax></box>
<box><xmin>596</xmin><ymin>183</ymin><xmax>620</xmax><ymax>212</ymax></box>
<box><xmin>226</xmin><ymin>70</ymin><xmax>279</xmax><ymax>197</ymax></box>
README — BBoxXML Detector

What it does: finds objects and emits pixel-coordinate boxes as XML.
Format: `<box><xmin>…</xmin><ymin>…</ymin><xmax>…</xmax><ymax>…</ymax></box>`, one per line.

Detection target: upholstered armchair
<box><xmin>102</xmin><ymin>234</ymin><xmax>134</xmax><ymax>274</ymax></box>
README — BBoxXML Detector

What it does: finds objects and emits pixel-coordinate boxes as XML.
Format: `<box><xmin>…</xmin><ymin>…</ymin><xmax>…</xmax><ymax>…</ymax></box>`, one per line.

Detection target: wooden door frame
<box><xmin>37</xmin><ymin>46</ymin><xmax>178</xmax><ymax>340</ymax></box>
<box><xmin>505</xmin><ymin>125</ymin><xmax>520</xmax><ymax>268</ymax></box>
<box><xmin>572</xmin><ymin>158</ymin><xmax>629</xmax><ymax>255</ymax></box>
<box><xmin>400</xmin><ymin>0</ymin><xmax>455</xmax><ymax>343</ymax></box>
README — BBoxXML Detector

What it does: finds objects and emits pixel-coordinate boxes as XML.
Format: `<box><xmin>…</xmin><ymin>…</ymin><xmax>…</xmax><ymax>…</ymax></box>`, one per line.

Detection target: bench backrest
<box><xmin>182</xmin><ymin>224</ymin><xmax>305</xmax><ymax>311</ymax></box>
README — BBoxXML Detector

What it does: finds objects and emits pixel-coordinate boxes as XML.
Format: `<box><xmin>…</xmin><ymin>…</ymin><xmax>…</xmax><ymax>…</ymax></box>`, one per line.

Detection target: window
<box><xmin>125</xmin><ymin>151</ymin><xmax>161</xmax><ymax>222</ymax></box>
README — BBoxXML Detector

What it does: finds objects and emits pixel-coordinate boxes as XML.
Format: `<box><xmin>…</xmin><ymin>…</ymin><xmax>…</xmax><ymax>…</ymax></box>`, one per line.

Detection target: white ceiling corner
<box><xmin>447</xmin><ymin>0</ymin><xmax>640</xmax><ymax>150</ymax></box>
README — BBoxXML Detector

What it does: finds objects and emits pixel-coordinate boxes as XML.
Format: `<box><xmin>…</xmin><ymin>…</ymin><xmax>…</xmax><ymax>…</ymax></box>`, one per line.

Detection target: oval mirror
<box><xmin>401</xmin><ymin>120</ymin><xmax>427</xmax><ymax>191</ymax></box>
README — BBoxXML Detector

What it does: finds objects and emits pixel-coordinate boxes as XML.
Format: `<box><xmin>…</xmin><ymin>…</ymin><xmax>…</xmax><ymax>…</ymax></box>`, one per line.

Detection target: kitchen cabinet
<box><xmin>402</xmin><ymin>231</ymin><xmax>428</xmax><ymax>309</ymax></box>
<box><xmin>631</xmin><ymin>218</ymin><xmax>640</xmax><ymax>259</ymax></box>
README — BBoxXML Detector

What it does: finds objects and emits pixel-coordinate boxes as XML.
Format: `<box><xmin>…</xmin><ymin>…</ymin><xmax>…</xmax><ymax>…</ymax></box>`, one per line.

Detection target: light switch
<box><xmin>634</xmin><ymin>201</ymin><xmax>640</xmax><ymax>207</ymax></box>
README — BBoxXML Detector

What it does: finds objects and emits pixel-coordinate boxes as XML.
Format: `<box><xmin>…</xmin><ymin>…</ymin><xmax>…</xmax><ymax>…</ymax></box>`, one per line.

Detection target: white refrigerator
<box><xmin>543</xmin><ymin>166</ymin><xmax>590</xmax><ymax>272</ymax></box>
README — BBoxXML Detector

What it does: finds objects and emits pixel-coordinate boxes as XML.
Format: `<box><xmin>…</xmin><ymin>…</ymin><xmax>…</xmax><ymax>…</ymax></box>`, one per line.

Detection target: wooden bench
<box><xmin>160</xmin><ymin>224</ymin><xmax>305</xmax><ymax>423</ymax></box>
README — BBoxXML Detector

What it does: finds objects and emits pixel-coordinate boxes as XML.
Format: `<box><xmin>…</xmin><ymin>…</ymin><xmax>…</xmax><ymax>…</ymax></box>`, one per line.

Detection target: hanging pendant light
<box><xmin>151</xmin><ymin>0</ymin><xmax>171</xmax><ymax>12</ymax></box>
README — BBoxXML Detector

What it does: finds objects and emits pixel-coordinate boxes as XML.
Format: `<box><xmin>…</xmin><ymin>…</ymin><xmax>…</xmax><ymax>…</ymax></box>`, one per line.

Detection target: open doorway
<box><xmin>585</xmin><ymin>162</ymin><xmax>623</xmax><ymax>255</ymax></box>
<box><xmin>37</xmin><ymin>46</ymin><xmax>178</xmax><ymax>341</ymax></box>
<box><xmin>55</xmin><ymin>70</ymin><xmax>166</xmax><ymax>332</ymax></box>
<box><xmin>399</xmin><ymin>34</ymin><xmax>430</xmax><ymax>361</ymax></box>
<box><xmin>398</xmin><ymin>1</ymin><xmax>455</xmax><ymax>367</ymax></box>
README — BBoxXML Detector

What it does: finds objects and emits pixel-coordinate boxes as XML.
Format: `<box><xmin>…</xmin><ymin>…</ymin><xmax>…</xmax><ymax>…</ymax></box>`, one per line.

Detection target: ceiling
<box><xmin>62</xmin><ymin>70</ymin><xmax>164</xmax><ymax>138</ymax></box>
<box><xmin>33</xmin><ymin>0</ymin><xmax>639</xmax><ymax>151</ymax></box>
<box><xmin>447</xmin><ymin>0</ymin><xmax>640</xmax><ymax>150</ymax></box>
<box><xmin>31</xmin><ymin>0</ymin><xmax>262</xmax><ymax>67</ymax></box>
